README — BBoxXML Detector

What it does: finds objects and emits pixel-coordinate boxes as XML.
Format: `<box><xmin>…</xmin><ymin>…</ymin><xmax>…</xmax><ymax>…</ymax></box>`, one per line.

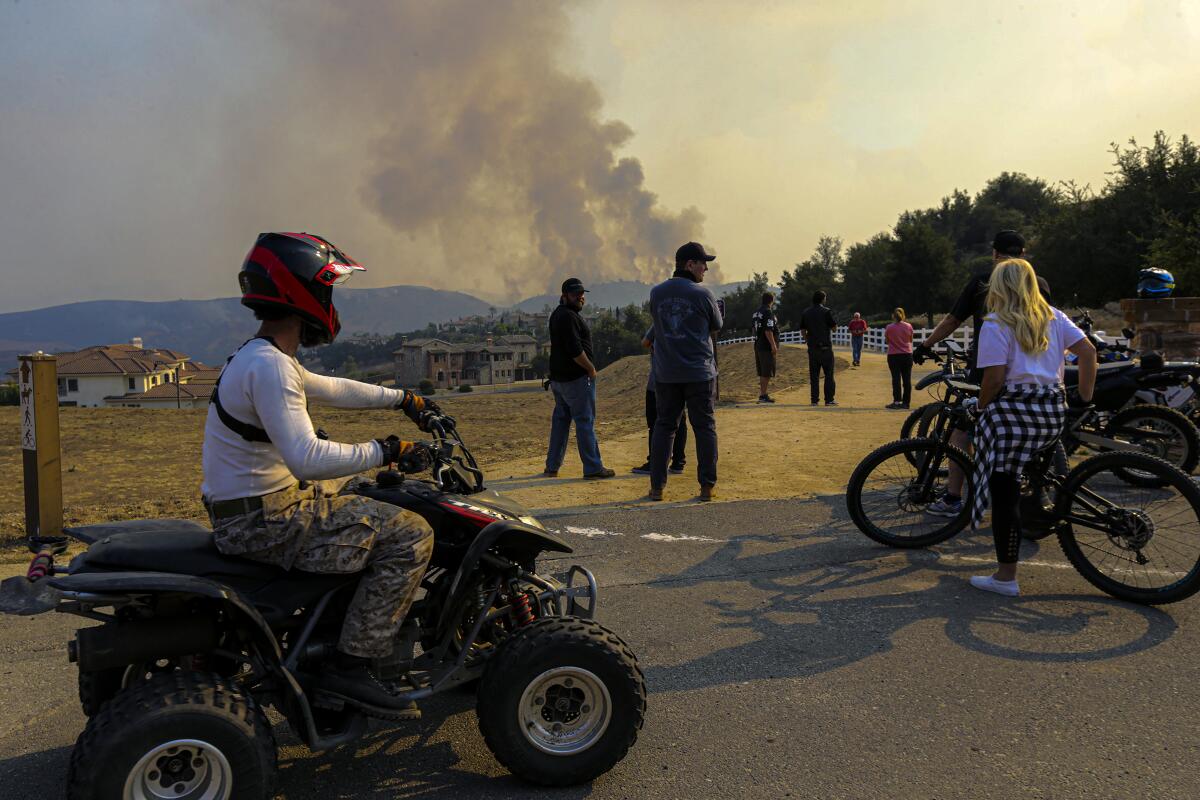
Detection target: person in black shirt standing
<box><xmin>751</xmin><ymin>292</ymin><xmax>780</xmax><ymax>403</ymax></box>
<box><xmin>800</xmin><ymin>290</ymin><xmax>838</xmax><ymax>406</ymax></box>
<box><xmin>916</xmin><ymin>229</ymin><xmax>1028</xmax><ymax>516</ymax></box>
<box><xmin>544</xmin><ymin>278</ymin><xmax>614</xmax><ymax>479</ymax></box>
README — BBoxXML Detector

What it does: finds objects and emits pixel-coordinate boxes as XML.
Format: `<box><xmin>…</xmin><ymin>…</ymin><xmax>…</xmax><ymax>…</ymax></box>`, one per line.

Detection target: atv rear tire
<box><xmin>78</xmin><ymin>666</ymin><xmax>124</xmax><ymax>717</ymax></box>
<box><xmin>67</xmin><ymin>671</ymin><xmax>276</xmax><ymax>800</ymax></box>
<box><xmin>477</xmin><ymin>616</ymin><xmax>645</xmax><ymax>786</ymax></box>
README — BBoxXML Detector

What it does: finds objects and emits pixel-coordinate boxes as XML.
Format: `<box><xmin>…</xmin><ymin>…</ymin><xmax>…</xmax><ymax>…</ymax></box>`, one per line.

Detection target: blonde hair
<box><xmin>987</xmin><ymin>259</ymin><xmax>1052</xmax><ymax>355</ymax></box>
<box><xmin>892</xmin><ymin>307</ymin><xmax>906</xmax><ymax>322</ymax></box>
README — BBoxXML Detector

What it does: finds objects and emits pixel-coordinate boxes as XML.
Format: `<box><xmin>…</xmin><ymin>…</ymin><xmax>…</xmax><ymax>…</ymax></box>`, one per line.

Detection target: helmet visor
<box><xmin>315</xmin><ymin>247</ymin><xmax>367</xmax><ymax>286</ymax></box>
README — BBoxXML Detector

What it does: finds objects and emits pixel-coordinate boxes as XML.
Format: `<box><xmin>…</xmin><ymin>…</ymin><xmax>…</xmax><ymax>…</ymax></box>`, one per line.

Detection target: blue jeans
<box><xmin>546</xmin><ymin>375</ymin><xmax>604</xmax><ymax>474</ymax></box>
<box><xmin>851</xmin><ymin>335</ymin><xmax>864</xmax><ymax>363</ymax></box>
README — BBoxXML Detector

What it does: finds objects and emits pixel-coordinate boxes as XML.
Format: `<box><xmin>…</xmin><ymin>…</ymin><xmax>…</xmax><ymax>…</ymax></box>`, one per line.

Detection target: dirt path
<box><xmin>489</xmin><ymin>348</ymin><xmax>934</xmax><ymax>509</ymax></box>
<box><xmin>0</xmin><ymin>347</ymin><xmax>933</xmax><ymax>553</ymax></box>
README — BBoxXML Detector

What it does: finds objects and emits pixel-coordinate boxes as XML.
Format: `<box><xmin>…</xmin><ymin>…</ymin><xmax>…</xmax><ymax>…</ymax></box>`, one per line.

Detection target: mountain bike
<box><xmin>848</xmin><ymin>387</ymin><xmax>1200</xmax><ymax>605</ymax></box>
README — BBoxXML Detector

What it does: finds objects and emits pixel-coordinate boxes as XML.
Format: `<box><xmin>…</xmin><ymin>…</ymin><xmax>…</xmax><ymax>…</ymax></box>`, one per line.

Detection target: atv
<box><xmin>1</xmin><ymin>413</ymin><xmax>646</xmax><ymax>799</ymax></box>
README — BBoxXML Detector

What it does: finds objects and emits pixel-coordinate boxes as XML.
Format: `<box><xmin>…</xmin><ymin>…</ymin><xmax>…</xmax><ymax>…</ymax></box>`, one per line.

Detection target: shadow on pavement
<box><xmin>272</xmin><ymin>693</ymin><xmax>595</xmax><ymax>799</ymax></box>
<box><xmin>642</xmin><ymin>495</ymin><xmax>1178</xmax><ymax>693</ymax></box>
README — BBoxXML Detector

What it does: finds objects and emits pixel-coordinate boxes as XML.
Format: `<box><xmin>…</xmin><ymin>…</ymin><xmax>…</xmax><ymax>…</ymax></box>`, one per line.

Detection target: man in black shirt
<box><xmin>916</xmin><ymin>229</ymin><xmax>1028</xmax><ymax>517</ymax></box>
<box><xmin>918</xmin><ymin>229</ymin><xmax>1028</xmax><ymax>376</ymax></box>
<box><xmin>544</xmin><ymin>278</ymin><xmax>614</xmax><ymax>479</ymax></box>
<box><xmin>751</xmin><ymin>292</ymin><xmax>780</xmax><ymax>403</ymax></box>
<box><xmin>800</xmin><ymin>290</ymin><xmax>838</xmax><ymax>406</ymax></box>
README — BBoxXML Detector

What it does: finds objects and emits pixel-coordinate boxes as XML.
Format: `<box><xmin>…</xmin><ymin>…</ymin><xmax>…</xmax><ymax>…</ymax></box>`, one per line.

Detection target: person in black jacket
<box><xmin>800</xmin><ymin>290</ymin><xmax>838</xmax><ymax>406</ymax></box>
<box><xmin>543</xmin><ymin>278</ymin><xmax>615</xmax><ymax>479</ymax></box>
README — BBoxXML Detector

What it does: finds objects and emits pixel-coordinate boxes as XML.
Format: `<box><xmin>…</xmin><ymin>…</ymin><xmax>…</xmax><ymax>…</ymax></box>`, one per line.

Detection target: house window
<box><xmin>68</xmin><ymin>379</ymin><xmax>79</xmax><ymax>392</ymax></box>
<box><xmin>151</xmin><ymin>376</ymin><xmax>157</xmax><ymax>386</ymax></box>
<box><xmin>58</xmin><ymin>379</ymin><xmax>67</xmax><ymax>397</ymax></box>
<box><xmin>128</xmin><ymin>378</ymin><xmax>136</xmax><ymax>390</ymax></box>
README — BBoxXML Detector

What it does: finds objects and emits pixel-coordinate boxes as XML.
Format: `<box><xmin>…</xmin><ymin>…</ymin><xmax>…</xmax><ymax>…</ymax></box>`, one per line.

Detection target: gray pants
<box><xmin>211</xmin><ymin>480</ymin><xmax>434</xmax><ymax>659</ymax></box>
<box><xmin>651</xmin><ymin>379</ymin><xmax>717</xmax><ymax>488</ymax></box>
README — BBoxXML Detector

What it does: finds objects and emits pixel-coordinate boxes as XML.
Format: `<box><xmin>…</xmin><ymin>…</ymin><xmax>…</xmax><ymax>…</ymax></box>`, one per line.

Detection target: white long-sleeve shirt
<box><xmin>201</xmin><ymin>338</ymin><xmax>408</xmax><ymax>502</ymax></box>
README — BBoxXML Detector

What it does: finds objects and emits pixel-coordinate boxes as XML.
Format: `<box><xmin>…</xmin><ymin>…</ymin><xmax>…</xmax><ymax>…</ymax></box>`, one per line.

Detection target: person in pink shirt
<box><xmin>885</xmin><ymin>307</ymin><xmax>914</xmax><ymax>409</ymax></box>
<box><xmin>848</xmin><ymin>312</ymin><xmax>868</xmax><ymax>366</ymax></box>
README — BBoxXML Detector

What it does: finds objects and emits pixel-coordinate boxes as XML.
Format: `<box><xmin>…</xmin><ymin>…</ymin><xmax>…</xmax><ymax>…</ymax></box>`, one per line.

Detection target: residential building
<box><xmin>5</xmin><ymin>340</ymin><xmax>216</xmax><ymax>408</ymax></box>
<box><xmin>392</xmin><ymin>334</ymin><xmax>541</xmax><ymax>388</ymax></box>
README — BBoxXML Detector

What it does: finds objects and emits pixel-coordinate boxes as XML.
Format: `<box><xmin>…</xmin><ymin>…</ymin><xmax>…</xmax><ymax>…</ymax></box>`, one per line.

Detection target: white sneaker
<box><xmin>969</xmin><ymin>575</ymin><xmax>1020</xmax><ymax>597</ymax></box>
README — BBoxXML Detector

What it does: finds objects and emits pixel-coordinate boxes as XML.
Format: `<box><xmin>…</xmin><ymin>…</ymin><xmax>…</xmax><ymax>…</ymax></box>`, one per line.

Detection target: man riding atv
<box><xmin>202</xmin><ymin>231</ymin><xmax>436</xmax><ymax>718</ymax></box>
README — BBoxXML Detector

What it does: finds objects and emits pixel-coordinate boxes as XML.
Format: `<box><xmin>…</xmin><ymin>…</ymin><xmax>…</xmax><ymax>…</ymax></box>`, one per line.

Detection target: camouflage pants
<box><xmin>210</xmin><ymin>480</ymin><xmax>434</xmax><ymax>658</ymax></box>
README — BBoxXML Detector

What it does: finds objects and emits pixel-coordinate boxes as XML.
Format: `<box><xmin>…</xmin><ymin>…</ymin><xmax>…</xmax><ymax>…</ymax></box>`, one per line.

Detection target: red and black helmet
<box><xmin>238</xmin><ymin>232</ymin><xmax>365</xmax><ymax>345</ymax></box>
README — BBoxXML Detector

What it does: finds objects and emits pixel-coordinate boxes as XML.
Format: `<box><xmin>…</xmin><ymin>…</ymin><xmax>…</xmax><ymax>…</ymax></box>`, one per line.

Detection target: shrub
<box><xmin>418</xmin><ymin>379</ymin><xmax>436</xmax><ymax>395</ymax></box>
<box><xmin>457</xmin><ymin>384</ymin><xmax>473</xmax><ymax>393</ymax></box>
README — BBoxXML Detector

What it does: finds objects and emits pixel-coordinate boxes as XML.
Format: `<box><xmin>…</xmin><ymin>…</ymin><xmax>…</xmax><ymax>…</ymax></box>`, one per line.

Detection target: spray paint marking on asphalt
<box><xmin>562</xmin><ymin>526</ymin><xmax>624</xmax><ymax>538</ymax></box>
<box><xmin>642</xmin><ymin>532</ymin><xmax>720</xmax><ymax>543</ymax></box>
<box><xmin>556</xmin><ymin>526</ymin><xmax>720</xmax><ymax>544</ymax></box>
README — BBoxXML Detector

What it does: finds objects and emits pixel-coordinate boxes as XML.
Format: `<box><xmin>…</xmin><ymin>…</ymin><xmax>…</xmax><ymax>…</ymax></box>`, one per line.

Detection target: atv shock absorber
<box><xmin>511</xmin><ymin>590</ymin><xmax>535</xmax><ymax>627</ymax></box>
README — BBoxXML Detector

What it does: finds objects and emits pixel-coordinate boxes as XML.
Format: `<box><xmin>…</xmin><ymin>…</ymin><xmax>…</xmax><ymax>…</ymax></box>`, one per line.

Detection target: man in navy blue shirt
<box><xmin>647</xmin><ymin>242</ymin><xmax>724</xmax><ymax>501</ymax></box>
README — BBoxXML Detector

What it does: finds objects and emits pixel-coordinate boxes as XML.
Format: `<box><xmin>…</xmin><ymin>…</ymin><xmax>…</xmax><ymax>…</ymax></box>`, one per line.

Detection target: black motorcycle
<box><xmin>0</xmin><ymin>413</ymin><xmax>646</xmax><ymax>798</ymax></box>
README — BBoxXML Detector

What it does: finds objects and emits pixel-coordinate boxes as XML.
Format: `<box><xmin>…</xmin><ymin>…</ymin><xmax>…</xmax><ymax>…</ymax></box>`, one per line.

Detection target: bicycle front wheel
<box><xmin>1057</xmin><ymin>451</ymin><xmax>1200</xmax><ymax>604</ymax></box>
<box><xmin>847</xmin><ymin>438</ymin><xmax>974</xmax><ymax>548</ymax></box>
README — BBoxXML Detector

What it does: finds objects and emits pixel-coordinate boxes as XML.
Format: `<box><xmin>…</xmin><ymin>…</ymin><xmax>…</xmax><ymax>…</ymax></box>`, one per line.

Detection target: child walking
<box><xmin>969</xmin><ymin>259</ymin><xmax>1096</xmax><ymax>596</ymax></box>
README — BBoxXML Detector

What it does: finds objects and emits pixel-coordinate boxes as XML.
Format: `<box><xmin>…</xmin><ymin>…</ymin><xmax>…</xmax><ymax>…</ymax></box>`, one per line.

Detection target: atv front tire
<box><xmin>477</xmin><ymin>616</ymin><xmax>645</xmax><ymax>786</ymax></box>
<box><xmin>67</xmin><ymin>671</ymin><xmax>276</xmax><ymax>800</ymax></box>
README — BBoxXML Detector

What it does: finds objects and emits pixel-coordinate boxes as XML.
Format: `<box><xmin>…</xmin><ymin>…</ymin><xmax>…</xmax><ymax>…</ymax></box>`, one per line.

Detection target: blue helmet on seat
<box><xmin>1137</xmin><ymin>267</ymin><xmax>1175</xmax><ymax>299</ymax></box>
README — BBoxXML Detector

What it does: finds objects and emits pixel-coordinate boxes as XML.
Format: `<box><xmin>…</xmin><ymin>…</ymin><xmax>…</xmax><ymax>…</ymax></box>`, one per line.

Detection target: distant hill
<box><xmin>0</xmin><ymin>285</ymin><xmax>491</xmax><ymax>366</ymax></box>
<box><xmin>515</xmin><ymin>280</ymin><xmax>751</xmax><ymax>312</ymax></box>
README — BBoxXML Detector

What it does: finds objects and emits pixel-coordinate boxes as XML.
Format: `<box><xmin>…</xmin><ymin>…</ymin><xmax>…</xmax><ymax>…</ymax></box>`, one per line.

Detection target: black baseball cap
<box><xmin>993</xmin><ymin>230</ymin><xmax>1025</xmax><ymax>256</ymax></box>
<box><xmin>675</xmin><ymin>241</ymin><xmax>716</xmax><ymax>264</ymax></box>
<box><xmin>561</xmin><ymin>278</ymin><xmax>588</xmax><ymax>294</ymax></box>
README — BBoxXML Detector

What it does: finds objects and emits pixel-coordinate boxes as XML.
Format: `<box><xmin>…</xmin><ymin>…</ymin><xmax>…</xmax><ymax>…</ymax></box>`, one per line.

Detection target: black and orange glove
<box><xmin>376</xmin><ymin>435</ymin><xmax>433</xmax><ymax>472</ymax></box>
<box><xmin>397</xmin><ymin>391</ymin><xmax>441</xmax><ymax>429</ymax></box>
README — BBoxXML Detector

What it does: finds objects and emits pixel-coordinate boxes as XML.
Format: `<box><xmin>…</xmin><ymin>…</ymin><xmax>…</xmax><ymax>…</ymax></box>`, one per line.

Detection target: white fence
<box><xmin>718</xmin><ymin>326</ymin><xmax>1114</xmax><ymax>353</ymax></box>
<box><xmin>717</xmin><ymin>326</ymin><xmax>972</xmax><ymax>353</ymax></box>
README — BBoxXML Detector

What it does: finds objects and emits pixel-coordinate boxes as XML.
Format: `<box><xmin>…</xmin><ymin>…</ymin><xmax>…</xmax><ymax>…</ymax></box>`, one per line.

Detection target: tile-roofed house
<box><xmin>391</xmin><ymin>334</ymin><xmax>542</xmax><ymax>388</ymax></box>
<box><xmin>6</xmin><ymin>339</ymin><xmax>194</xmax><ymax>407</ymax></box>
<box><xmin>105</xmin><ymin>381</ymin><xmax>214</xmax><ymax>409</ymax></box>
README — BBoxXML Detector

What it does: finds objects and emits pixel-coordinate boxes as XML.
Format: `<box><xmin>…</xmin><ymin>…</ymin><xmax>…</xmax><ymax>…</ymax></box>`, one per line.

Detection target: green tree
<box><xmin>590</xmin><ymin>310</ymin><xmax>645</xmax><ymax>369</ymax></box>
<box><xmin>889</xmin><ymin>216</ymin><xmax>957</xmax><ymax>316</ymax></box>
<box><xmin>779</xmin><ymin>236</ymin><xmax>844</xmax><ymax>328</ymax></box>
<box><xmin>839</xmin><ymin>233</ymin><xmax>895</xmax><ymax>316</ymax></box>
<box><xmin>718</xmin><ymin>272</ymin><xmax>772</xmax><ymax>336</ymax></box>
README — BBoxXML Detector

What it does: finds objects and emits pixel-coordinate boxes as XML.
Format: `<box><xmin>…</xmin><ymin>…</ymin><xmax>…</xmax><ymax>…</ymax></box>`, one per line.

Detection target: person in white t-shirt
<box><xmin>201</xmin><ymin>232</ymin><xmax>437</xmax><ymax>717</ymax></box>
<box><xmin>968</xmin><ymin>259</ymin><xmax>1096</xmax><ymax>597</ymax></box>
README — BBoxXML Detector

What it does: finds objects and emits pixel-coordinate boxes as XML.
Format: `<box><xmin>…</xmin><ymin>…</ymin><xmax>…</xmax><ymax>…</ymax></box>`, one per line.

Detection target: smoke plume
<box><xmin>0</xmin><ymin>1</ymin><xmax>717</xmax><ymax>312</ymax></box>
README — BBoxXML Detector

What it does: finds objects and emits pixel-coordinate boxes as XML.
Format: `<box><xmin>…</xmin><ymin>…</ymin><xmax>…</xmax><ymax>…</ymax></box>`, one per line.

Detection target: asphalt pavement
<box><xmin>0</xmin><ymin>495</ymin><xmax>1196</xmax><ymax>799</ymax></box>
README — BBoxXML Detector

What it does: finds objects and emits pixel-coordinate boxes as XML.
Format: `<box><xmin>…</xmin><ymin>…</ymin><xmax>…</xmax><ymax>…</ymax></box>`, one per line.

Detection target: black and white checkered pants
<box><xmin>970</xmin><ymin>383</ymin><xmax>1066</xmax><ymax>533</ymax></box>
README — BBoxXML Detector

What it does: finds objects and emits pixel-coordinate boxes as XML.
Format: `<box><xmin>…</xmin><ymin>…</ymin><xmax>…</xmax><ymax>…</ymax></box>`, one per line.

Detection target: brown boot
<box><xmin>699</xmin><ymin>484</ymin><xmax>716</xmax><ymax>502</ymax></box>
<box><xmin>647</xmin><ymin>485</ymin><xmax>664</xmax><ymax>501</ymax></box>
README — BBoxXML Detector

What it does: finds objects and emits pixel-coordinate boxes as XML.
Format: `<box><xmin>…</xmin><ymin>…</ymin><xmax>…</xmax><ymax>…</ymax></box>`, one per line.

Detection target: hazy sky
<box><xmin>2</xmin><ymin>0</ymin><xmax>1198</xmax><ymax>313</ymax></box>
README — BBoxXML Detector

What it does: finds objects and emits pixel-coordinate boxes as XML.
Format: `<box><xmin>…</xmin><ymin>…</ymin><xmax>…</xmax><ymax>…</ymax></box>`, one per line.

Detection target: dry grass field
<box><xmin>1</xmin><ymin>343</ymin><xmax>910</xmax><ymax>551</ymax></box>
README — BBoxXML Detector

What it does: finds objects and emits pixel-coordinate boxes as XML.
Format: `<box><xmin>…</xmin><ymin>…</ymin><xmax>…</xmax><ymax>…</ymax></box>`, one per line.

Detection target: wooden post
<box><xmin>19</xmin><ymin>353</ymin><xmax>63</xmax><ymax>543</ymax></box>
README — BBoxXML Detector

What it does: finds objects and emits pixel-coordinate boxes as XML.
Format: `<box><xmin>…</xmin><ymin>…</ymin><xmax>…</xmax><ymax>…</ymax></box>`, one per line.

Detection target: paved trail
<box><xmin>1</xmin><ymin>497</ymin><xmax>1195</xmax><ymax>799</ymax></box>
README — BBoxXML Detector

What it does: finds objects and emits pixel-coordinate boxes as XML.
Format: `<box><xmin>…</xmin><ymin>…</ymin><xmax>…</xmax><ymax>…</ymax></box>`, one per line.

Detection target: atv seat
<box><xmin>73</xmin><ymin>521</ymin><xmax>285</xmax><ymax>581</ymax></box>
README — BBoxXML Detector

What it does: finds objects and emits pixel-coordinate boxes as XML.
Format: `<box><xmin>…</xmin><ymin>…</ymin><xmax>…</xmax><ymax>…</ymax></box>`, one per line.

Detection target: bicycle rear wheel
<box><xmin>847</xmin><ymin>438</ymin><xmax>974</xmax><ymax>548</ymax></box>
<box><xmin>1056</xmin><ymin>451</ymin><xmax>1200</xmax><ymax>604</ymax></box>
